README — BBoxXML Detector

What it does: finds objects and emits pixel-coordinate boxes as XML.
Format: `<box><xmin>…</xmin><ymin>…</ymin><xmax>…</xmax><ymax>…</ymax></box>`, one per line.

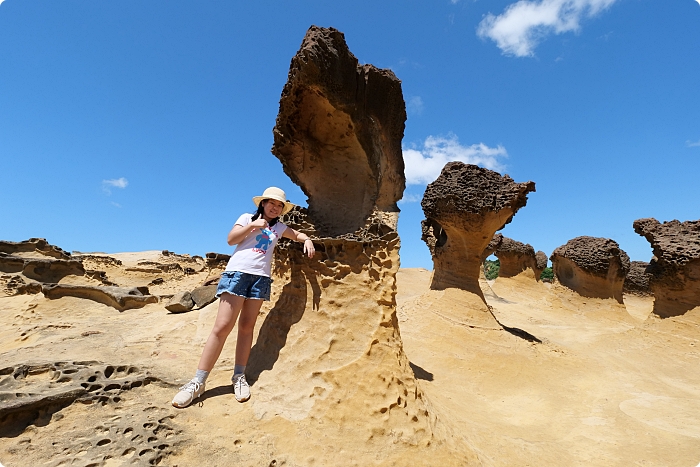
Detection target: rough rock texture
<box><xmin>495</xmin><ymin>237</ymin><xmax>546</xmax><ymax>280</ymax></box>
<box><xmin>42</xmin><ymin>284</ymin><xmax>158</xmax><ymax>311</ymax></box>
<box><xmin>0</xmin><ymin>361</ymin><xmax>180</xmax><ymax>465</ymax></box>
<box><xmin>272</xmin><ymin>25</ymin><xmax>406</xmax><ymax>237</ymax></box>
<box><xmin>551</xmin><ymin>236</ymin><xmax>630</xmax><ymax>303</ymax></box>
<box><xmin>633</xmin><ymin>218</ymin><xmax>700</xmax><ymax>317</ymax></box>
<box><xmin>535</xmin><ymin>250</ymin><xmax>548</xmax><ymax>271</ymax></box>
<box><xmin>421</xmin><ymin>162</ymin><xmax>536</xmax><ymax>294</ymax></box>
<box><xmin>624</xmin><ymin>261</ymin><xmax>652</xmax><ymax>296</ymax></box>
<box><xmin>165</xmin><ymin>291</ymin><xmax>195</xmax><ymax>313</ymax></box>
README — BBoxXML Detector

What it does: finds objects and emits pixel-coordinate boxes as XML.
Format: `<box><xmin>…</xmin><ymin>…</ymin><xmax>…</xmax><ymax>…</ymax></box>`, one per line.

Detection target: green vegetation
<box><xmin>540</xmin><ymin>267</ymin><xmax>554</xmax><ymax>281</ymax></box>
<box><xmin>484</xmin><ymin>259</ymin><xmax>500</xmax><ymax>280</ymax></box>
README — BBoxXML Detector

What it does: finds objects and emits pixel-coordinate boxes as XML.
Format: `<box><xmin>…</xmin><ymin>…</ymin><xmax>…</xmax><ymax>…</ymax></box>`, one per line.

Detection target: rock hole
<box><xmin>104</xmin><ymin>383</ymin><xmax>121</xmax><ymax>391</ymax></box>
<box><xmin>104</xmin><ymin>366</ymin><xmax>115</xmax><ymax>378</ymax></box>
<box><xmin>96</xmin><ymin>438</ymin><xmax>111</xmax><ymax>446</ymax></box>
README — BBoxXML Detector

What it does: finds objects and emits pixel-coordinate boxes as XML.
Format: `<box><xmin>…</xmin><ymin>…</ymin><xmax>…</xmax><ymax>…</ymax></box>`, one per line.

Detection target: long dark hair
<box><xmin>251</xmin><ymin>200</ymin><xmax>279</xmax><ymax>227</ymax></box>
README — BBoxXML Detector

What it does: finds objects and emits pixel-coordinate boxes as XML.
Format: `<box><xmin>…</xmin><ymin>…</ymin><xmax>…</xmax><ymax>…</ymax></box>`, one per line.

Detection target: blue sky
<box><xmin>1</xmin><ymin>0</ymin><xmax>698</xmax><ymax>269</ymax></box>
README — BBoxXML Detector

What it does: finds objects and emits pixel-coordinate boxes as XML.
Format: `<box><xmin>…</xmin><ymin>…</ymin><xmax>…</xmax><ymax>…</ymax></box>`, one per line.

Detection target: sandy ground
<box><xmin>1</xmin><ymin>253</ymin><xmax>699</xmax><ymax>466</ymax></box>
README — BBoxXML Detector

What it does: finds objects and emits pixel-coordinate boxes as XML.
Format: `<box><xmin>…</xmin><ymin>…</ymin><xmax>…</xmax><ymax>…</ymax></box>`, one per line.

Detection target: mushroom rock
<box><xmin>272</xmin><ymin>25</ymin><xmax>406</xmax><ymax>237</ymax></box>
<box><xmin>494</xmin><ymin>237</ymin><xmax>546</xmax><ymax>280</ymax></box>
<box><xmin>536</xmin><ymin>250</ymin><xmax>548</xmax><ymax>272</ymax></box>
<box><xmin>633</xmin><ymin>218</ymin><xmax>700</xmax><ymax>317</ymax></box>
<box><xmin>624</xmin><ymin>261</ymin><xmax>652</xmax><ymax>296</ymax></box>
<box><xmin>421</xmin><ymin>162</ymin><xmax>536</xmax><ymax>295</ymax></box>
<box><xmin>42</xmin><ymin>284</ymin><xmax>158</xmax><ymax>311</ymax></box>
<box><xmin>550</xmin><ymin>236</ymin><xmax>630</xmax><ymax>303</ymax></box>
<box><xmin>248</xmin><ymin>27</ymin><xmax>476</xmax><ymax>464</ymax></box>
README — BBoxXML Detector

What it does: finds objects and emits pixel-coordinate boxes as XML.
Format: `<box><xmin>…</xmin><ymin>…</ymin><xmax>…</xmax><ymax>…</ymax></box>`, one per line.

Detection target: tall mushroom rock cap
<box><xmin>272</xmin><ymin>26</ymin><xmax>406</xmax><ymax>237</ymax></box>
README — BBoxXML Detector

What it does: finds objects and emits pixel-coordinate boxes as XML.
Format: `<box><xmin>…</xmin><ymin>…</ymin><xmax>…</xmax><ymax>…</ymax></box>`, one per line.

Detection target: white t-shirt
<box><xmin>225</xmin><ymin>213</ymin><xmax>288</xmax><ymax>277</ymax></box>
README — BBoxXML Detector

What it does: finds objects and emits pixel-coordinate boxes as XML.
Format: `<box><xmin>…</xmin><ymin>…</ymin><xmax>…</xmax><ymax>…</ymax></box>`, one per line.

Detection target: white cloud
<box><xmin>686</xmin><ymin>139</ymin><xmax>700</xmax><ymax>148</ymax></box>
<box><xmin>111</xmin><ymin>202</ymin><xmax>122</xmax><ymax>208</ymax></box>
<box><xmin>403</xmin><ymin>134</ymin><xmax>507</xmax><ymax>185</ymax></box>
<box><xmin>102</xmin><ymin>177</ymin><xmax>129</xmax><ymax>194</ymax></box>
<box><xmin>398</xmin><ymin>193</ymin><xmax>422</xmax><ymax>204</ymax></box>
<box><xmin>407</xmin><ymin>96</ymin><xmax>424</xmax><ymax>116</ymax></box>
<box><xmin>477</xmin><ymin>0</ymin><xmax>618</xmax><ymax>57</ymax></box>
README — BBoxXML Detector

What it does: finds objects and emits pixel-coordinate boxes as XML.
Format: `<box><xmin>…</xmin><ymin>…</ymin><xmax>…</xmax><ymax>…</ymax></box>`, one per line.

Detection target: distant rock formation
<box><xmin>624</xmin><ymin>261</ymin><xmax>652</xmax><ymax>296</ymax></box>
<box><xmin>0</xmin><ymin>238</ymin><xmax>71</xmax><ymax>260</ymax></box>
<box><xmin>247</xmin><ymin>27</ymin><xmax>469</xmax><ymax>463</ymax></box>
<box><xmin>272</xmin><ymin>25</ymin><xmax>406</xmax><ymax>237</ymax></box>
<box><xmin>494</xmin><ymin>237</ymin><xmax>546</xmax><ymax>280</ymax></box>
<box><xmin>550</xmin><ymin>236</ymin><xmax>630</xmax><ymax>303</ymax></box>
<box><xmin>421</xmin><ymin>162</ymin><xmax>536</xmax><ymax>294</ymax></box>
<box><xmin>633</xmin><ymin>218</ymin><xmax>700</xmax><ymax>317</ymax></box>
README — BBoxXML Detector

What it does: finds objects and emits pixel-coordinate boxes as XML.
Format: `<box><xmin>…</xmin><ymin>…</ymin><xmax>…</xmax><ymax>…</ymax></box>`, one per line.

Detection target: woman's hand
<box><xmin>249</xmin><ymin>218</ymin><xmax>268</xmax><ymax>230</ymax></box>
<box><xmin>303</xmin><ymin>238</ymin><xmax>315</xmax><ymax>258</ymax></box>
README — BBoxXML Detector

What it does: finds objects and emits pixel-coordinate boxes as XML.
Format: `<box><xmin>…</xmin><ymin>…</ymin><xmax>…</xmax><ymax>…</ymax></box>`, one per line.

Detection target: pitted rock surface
<box><xmin>483</xmin><ymin>233</ymin><xmax>504</xmax><ymax>260</ymax></box>
<box><xmin>624</xmin><ymin>261</ymin><xmax>651</xmax><ymax>295</ymax></box>
<box><xmin>272</xmin><ymin>25</ymin><xmax>406</xmax><ymax>236</ymax></box>
<box><xmin>535</xmin><ymin>251</ymin><xmax>548</xmax><ymax>271</ymax></box>
<box><xmin>551</xmin><ymin>237</ymin><xmax>630</xmax><ymax>277</ymax></box>
<box><xmin>633</xmin><ymin>218</ymin><xmax>700</xmax><ymax>316</ymax></box>
<box><xmin>0</xmin><ymin>362</ymin><xmax>182</xmax><ymax>466</ymax></box>
<box><xmin>421</xmin><ymin>162</ymin><xmax>535</xmax><ymax>220</ymax></box>
<box><xmin>550</xmin><ymin>236</ymin><xmax>630</xmax><ymax>302</ymax></box>
<box><xmin>494</xmin><ymin>237</ymin><xmax>545</xmax><ymax>279</ymax></box>
<box><xmin>421</xmin><ymin>162</ymin><xmax>535</xmax><ymax>292</ymax></box>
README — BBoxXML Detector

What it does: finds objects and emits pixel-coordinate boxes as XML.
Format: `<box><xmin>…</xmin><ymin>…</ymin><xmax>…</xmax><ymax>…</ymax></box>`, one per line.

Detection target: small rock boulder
<box><xmin>191</xmin><ymin>284</ymin><xmax>218</xmax><ymax>308</ymax></box>
<box><xmin>165</xmin><ymin>291</ymin><xmax>195</xmax><ymax>313</ymax></box>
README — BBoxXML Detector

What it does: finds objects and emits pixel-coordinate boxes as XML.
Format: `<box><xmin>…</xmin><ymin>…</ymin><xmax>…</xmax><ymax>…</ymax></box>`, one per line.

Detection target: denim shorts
<box><xmin>216</xmin><ymin>271</ymin><xmax>271</xmax><ymax>301</ymax></box>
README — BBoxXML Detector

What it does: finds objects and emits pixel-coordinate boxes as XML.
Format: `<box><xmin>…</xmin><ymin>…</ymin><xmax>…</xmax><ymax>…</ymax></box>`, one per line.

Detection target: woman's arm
<box><xmin>227</xmin><ymin>218</ymin><xmax>268</xmax><ymax>246</ymax></box>
<box><xmin>282</xmin><ymin>228</ymin><xmax>315</xmax><ymax>258</ymax></box>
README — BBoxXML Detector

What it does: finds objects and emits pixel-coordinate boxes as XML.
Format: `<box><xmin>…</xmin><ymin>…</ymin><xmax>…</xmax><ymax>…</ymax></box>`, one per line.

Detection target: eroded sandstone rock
<box><xmin>421</xmin><ymin>162</ymin><xmax>535</xmax><ymax>294</ymax></box>
<box><xmin>0</xmin><ymin>361</ymin><xmax>179</xmax><ymax>465</ymax></box>
<box><xmin>248</xmin><ymin>27</ymin><xmax>471</xmax><ymax>463</ymax></box>
<box><xmin>624</xmin><ymin>261</ymin><xmax>652</xmax><ymax>296</ymax></box>
<box><xmin>165</xmin><ymin>291</ymin><xmax>195</xmax><ymax>313</ymax></box>
<box><xmin>190</xmin><ymin>284</ymin><xmax>217</xmax><ymax>308</ymax></box>
<box><xmin>550</xmin><ymin>236</ymin><xmax>630</xmax><ymax>303</ymax></box>
<box><xmin>0</xmin><ymin>238</ymin><xmax>71</xmax><ymax>260</ymax></box>
<box><xmin>42</xmin><ymin>284</ymin><xmax>158</xmax><ymax>311</ymax></box>
<box><xmin>272</xmin><ymin>25</ymin><xmax>406</xmax><ymax>237</ymax></box>
<box><xmin>633</xmin><ymin>218</ymin><xmax>700</xmax><ymax>317</ymax></box>
<box><xmin>495</xmin><ymin>237</ymin><xmax>546</xmax><ymax>279</ymax></box>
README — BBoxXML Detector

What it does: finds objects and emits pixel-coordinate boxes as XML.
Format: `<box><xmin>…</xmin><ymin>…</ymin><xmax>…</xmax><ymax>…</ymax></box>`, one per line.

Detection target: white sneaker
<box><xmin>172</xmin><ymin>378</ymin><xmax>205</xmax><ymax>408</ymax></box>
<box><xmin>233</xmin><ymin>374</ymin><xmax>250</xmax><ymax>402</ymax></box>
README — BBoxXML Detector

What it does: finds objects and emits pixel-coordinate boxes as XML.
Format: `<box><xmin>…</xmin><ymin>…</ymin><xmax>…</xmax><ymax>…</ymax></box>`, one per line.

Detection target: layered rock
<box><xmin>633</xmin><ymin>218</ymin><xmax>700</xmax><ymax>317</ymax></box>
<box><xmin>494</xmin><ymin>237</ymin><xmax>546</xmax><ymax>280</ymax></box>
<box><xmin>421</xmin><ymin>162</ymin><xmax>536</xmax><ymax>294</ymax></box>
<box><xmin>272</xmin><ymin>25</ymin><xmax>405</xmax><ymax>237</ymax></box>
<box><xmin>0</xmin><ymin>238</ymin><xmax>71</xmax><ymax>260</ymax></box>
<box><xmin>550</xmin><ymin>236</ymin><xmax>630</xmax><ymax>303</ymax></box>
<box><xmin>624</xmin><ymin>261</ymin><xmax>652</xmax><ymax>296</ymax></box>
<box><xmin>247</xmin><ymin>26</ymin><xmax>474</xmax><ymax>464</ymax></box>
<box><xmin>42</xmin><ymin>284</ymin><xmax>158</xmax><ymax>311</ymax></box>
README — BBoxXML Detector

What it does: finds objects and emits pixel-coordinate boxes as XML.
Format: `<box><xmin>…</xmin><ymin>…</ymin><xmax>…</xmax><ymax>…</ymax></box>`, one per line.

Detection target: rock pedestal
<box><xmin>633</xmin><ymin>218</ymin><xmax>700</xmax><ymax>317</ymax></box>
<box><xmin>421</xmin><ymin>162</ymin><xmax>535</xmax><ymax>295</ymax></box>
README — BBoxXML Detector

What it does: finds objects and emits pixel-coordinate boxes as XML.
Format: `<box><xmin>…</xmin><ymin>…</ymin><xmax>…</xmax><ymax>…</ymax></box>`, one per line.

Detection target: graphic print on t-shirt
<box><xmin>252</xmin><ymin>228</ymin><xmax>274</xmax><ymax>253</ymax></box>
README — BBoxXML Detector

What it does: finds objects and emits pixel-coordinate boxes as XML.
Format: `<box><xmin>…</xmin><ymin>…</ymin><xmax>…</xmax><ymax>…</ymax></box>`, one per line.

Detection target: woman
<box><xmin>172</xmin><ymin>187</ymin><xmax>315</xmax><ymax>407</ymax></box>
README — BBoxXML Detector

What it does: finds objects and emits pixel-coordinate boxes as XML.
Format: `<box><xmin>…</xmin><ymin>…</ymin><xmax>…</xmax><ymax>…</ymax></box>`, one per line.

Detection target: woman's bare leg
<box><xmin>197</xmin><ymin>293</ymin><xmax>246</xmax><ymax>372</ymax></box>
<box><xmin>234</xmin><ymin>298</ymin><xmax>264</xmax><ymax>366</ymax></box>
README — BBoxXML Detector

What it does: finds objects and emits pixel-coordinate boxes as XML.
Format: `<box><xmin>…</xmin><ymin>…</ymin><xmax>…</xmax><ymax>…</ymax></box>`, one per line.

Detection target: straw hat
<box><xmin>252</xmin><ymin>187</ymin><xmax>295</xmax><ymax>216</ymax></box>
